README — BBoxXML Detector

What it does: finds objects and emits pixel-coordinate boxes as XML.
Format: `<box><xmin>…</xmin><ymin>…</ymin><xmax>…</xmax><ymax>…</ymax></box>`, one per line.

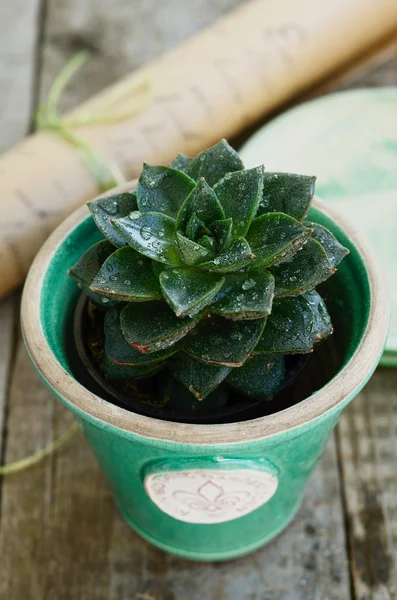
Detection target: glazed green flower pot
<box><xmin>21</xmin><ymin>183</ymin><xmax>388</xmax><ymax>562</ymax></box>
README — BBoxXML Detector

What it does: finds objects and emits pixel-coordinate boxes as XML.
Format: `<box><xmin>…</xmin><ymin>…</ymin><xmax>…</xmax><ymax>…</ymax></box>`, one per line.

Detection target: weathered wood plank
<box><xmin>0</xmin><ymin>296</ymin><xmax>16</xmax><ymax>463</ymax></box>
<box><xmin>38</xmin><ymin>0</ymin><xmax>244</xmax><ymax>113</ymax></box>
<box><xmin>338</xmin><ymin>370</ymin><xmax>397</xmax><ymax>600</ymax></box>
<box><xmin>0</xmin><ymin>0</ymin><xmax>42</xmax><ymax>153</ymax></box>
<box><xmin>0</xmin><ymin>339</ymin><xmax>351</xmax><ymax>600</ymax></box>
<box><xmin>0</xmin><ymin>0</ymin><xmax>40</xmax><ymax>480</ymax></box>
<box><xmin>330</xmin><ymin>48</ymin><xmax>397</xmax><ymax>600</ymax></box>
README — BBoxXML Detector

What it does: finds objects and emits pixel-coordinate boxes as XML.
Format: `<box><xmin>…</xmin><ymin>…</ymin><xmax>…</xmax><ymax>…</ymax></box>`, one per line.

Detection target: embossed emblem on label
<box><xmin>144</xmin><ymin>469</ymin><xmax>278</xmax><ymax>524</ymax></box>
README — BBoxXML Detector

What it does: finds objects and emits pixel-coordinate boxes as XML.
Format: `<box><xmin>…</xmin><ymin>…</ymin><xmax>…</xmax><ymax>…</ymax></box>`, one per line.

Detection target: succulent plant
<box><xmin>69</xmin><ymin>140</ymin><xmax>348</xmax><ymax>406</ymax></box>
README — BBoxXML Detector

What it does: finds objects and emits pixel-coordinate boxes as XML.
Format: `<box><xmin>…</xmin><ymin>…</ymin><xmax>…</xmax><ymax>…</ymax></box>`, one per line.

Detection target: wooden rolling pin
<box><xmin>1</xmin><ymin>0</ymin><xmax>397</xmax><ymax>297</ymax></box>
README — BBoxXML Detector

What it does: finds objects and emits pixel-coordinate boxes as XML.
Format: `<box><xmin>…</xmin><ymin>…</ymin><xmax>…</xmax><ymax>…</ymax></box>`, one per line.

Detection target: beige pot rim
<box><xmin>21</xmin><ymin>183</ymin><xmax>389</xmax><ymax>445</ymax></box>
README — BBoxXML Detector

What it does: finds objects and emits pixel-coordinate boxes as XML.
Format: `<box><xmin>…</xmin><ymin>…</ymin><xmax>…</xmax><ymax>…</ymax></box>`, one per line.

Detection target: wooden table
<box><xmin>1</xmin><ymin>2</ymin><xmax>397</xmax><ymax>598</ymax></box>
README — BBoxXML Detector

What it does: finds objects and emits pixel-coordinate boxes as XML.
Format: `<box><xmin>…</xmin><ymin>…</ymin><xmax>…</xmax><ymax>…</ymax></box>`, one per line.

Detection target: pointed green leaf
<box><xmin>90</xmin><ymin>246</ymin><xmax>162</xmax><ymax>301</ymax></box>
<box><xmin>182</xmin><ymin>316</ymin><xmax>266</xmax><ymax>366</ymax></box>
<box><xmin>168</xmin><ymin>153</ymin><xmax>192</xmax><ymax>172</ymax></box>
<box><xmin>175</xmin><ymin>231</ymin><xmax>211</xmax><ymax>266</ymax></box>
<box><xmin>88</xmin><ymin>192</ymin><xmax>137</xmax><ymax>247</ymax></box>
<box><xmin>102</xmin><ymin>353</ymin><xmax>162</xmax><ymax>381</ymax></box>
<box><xmin>212</xmin><ymin>271</ymin><xmax>274</xmax><ymax>320</ymax></box>
<box><xmin>176</xmin><ymin>178</ymin><xmax>225</xmax><ymax>232</ymax></box>
<box><xmin>210</xmin><ymin>219</ymin><xmax>233</xmax><ymax>253</ymax></box>
<box><xmin>164</xmin><ymin>375</ymin><xmax>229</xmax><ymax>412</ymax></box>
<box><xmin>254</xmin><ymin>292</ymin><xmax>332</xmax><ymax>354</ymax></box>
<box><xmin>199</xmin><ymin>237</ymin><xmax>254</xmax><ymax>273</ymax></box>
<box><xmin>160</xmin><ymin>268</ymin><xmax>225</xmax><ymax>316</ymax></box>
<box><xmin>273</xmin><ymin>239</ymin><xmax>334</xmax><ymax>297</ymax></box>
<box><xmin>257</xmin><ymin>173</ymin><xmax>316</xmax><ymax>221</ymax></box>
<box><xmin>305</xmin><ymin>221</ymin><xmax>349</xmax><ymax>268</ymax></box>
<box><xmin>246</xmin><ymin>212</ymin><xmax>312</xmax><ymax>268</ymax></box>
<box><xmin>197</xmin><ymin>235</ymin><xmax>216</xmax><ymax>254</ymax></box>
<box><xmin>306</xmin><ymin>290</ymin><xmax>334</xmax><ymax>342</ymax></box>
<box><xmin>113</xmin><ymin>211</ymin><xmax>181</xmax><ymax>265</ymax></box>
<box><xmin>151</xmin><ymin>261</ymin><xmax>172</xmax><ymax>278</ymax></box>
<box><xmin>69</xmin><ymin>240</ymin><xmax>118</xmax><ymax>306</ymax></box>
<box><xmin>226</xmin><ymin>355</ymin><xmax>285</xmax><ymax>400</ymax></box>
<box><xmin>186</xmin><ymin>139</ymin><xmax>244</xmax><ymax>187</ymax></box>
<box><xmin>104</xmin><ymin>309</ymin><xmax>175</xmax><ymax>365</ymax></box>
<box><xmin>213</xmin><ymin>166</ymin><xmax>264</xmax><ymax>236</ymax></box>
<box><xmin>168</xmin><ymin>353</ymin><xmax>231</xmax><ymax>400</ymax></box>
<box><xmin>69</xmin><ymin>240</ymin><xmax>114</xmax><ymax>285</ymax></box>
<box><xmin>137</xmin><ymin>164</ymin><xmax>196</xmax><ymax>217</ymax></box>
<box><xmin>120</xmin><ymin>301</ymin><xmax>201</xmax><ymax>353</ymax></box>
<box><xmin>186</xmin><ymin>212</ymin><xmax>210</xmax><ymax>241</ymax></box>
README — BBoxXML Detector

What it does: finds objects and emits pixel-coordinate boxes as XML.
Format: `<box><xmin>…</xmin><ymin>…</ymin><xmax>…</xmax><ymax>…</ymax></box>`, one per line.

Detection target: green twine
<box><xmin>36</xmin><ymin>50</ymin><xmax>152</xmax><ymax>191</ymax></box>
<box><xmin>0</xmin><ymin>422</ymin><xmax>81</xmax><ymax>476</ymax></box>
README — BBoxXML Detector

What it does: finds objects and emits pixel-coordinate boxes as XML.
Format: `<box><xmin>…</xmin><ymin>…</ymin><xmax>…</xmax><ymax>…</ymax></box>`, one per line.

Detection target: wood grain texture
<box><xmin>338</xmin><ymin>370</ymin><xmax>397</xmax><ymax>600</ymax></box>
<box><xmin>39</xmin><ymin>0</ymin><xmax>244</xmax><ymax>113</ymax></box>
<box><xmin>0</xmin><ymin>343</ymin><xmax>351</xmax><ymax>600</ymax></box>
<box><xmin>0</xmin><ymin>0</ymin><xmax>40</xmax><ymax>464</ymax></box>
<box><xmin>0</xmin><ymin>0</ymin><xmax>42</xmax><ymax>153</ymax></box>
<box><xmin>2</xmin><ymin>0</ymin><xmax>397</xmax><ymax>596</ymax></box>
<box><xmin>0</xmin><ymin>296</ymin><xmax>16</xmax><ymax>464</ymax></box>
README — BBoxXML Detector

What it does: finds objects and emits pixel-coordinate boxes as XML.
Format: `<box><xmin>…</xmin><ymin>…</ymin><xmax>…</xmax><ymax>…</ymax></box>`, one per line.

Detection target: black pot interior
<box><xmin>66</xmin><ymin>291</ymin><xmax>342</xmax><ymax>425</ymax></box>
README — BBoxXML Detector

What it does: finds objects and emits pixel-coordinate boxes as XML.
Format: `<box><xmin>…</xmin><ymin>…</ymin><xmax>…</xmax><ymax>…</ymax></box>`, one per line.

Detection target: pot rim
<box><xmin>21</xmin><ymin>182</ymin><xmax>389</xmax><ymax>445</ymax></box>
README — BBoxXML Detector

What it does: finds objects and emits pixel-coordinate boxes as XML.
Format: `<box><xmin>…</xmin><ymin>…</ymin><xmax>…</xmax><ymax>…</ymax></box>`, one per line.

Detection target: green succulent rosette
<box><xmin>69</xmin><ymin>140</ymin><xmax>348</xmax><ymax>402</ymax></box>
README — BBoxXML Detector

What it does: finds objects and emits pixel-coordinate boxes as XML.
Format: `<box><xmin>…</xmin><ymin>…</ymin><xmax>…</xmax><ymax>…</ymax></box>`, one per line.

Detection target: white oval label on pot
<box><xmin>144</xmin><ymin>468</ymin><xmax>278</xmax><ymax>524</ymax></box>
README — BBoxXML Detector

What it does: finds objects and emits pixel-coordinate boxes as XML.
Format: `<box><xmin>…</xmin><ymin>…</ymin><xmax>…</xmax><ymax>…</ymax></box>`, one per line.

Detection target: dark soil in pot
<box><xmin>66</xmin><ymin>292</ymin><xmax>343</xmax><ymax>425</ymax></box>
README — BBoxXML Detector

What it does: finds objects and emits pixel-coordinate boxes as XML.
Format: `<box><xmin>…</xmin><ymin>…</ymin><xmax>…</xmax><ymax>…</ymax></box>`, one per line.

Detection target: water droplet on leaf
<box><xmin>140</xmin><ymin>226</ymin><xmax>152</xmax><ymax>240</ymax></box>
<box><xmin>242</xmin><ymin>278</ymin><xmax>256</xmax><ymax>290</ymax></box>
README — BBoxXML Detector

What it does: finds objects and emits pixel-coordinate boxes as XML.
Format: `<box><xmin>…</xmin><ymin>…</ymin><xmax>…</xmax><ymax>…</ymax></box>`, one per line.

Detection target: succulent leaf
<box><xmin>186</xmin><ymin>212</ymin><xmax>211</xmax><ymax>241</ymax></box>
<box><xmin>210</xmin><ymin>218</ymin><xmax>233</xmax><ymax>253</ymax></box>
<box><xmin>254</xmin><ymin>292</ymin><xmax>332</xmax><ymax>354</ymax></box>
<box><xmin>257</xmin><ymin>173</ymin><xmax>316</xmax><ymax>221</ymax></box>
<box><xmin>137</xmin><ymin>164</ymin><xmax>196</xmax><ymax>217</ymax></box>
<box><xmin>306</xmin><ymin>221</ymin><xmax>349</xmax><ymax>267</ymax></box>
<box><xmin>212</xmin><ymin>271</ymin><xmax>274</xmax><ymax>320</ymax></box>
<box><xmin>88</xmin><ymin>192</ymin><xmax>137</xmax><ymax>247</ymax></box>
<box><xmin>175</xmin><ymin>231</ymin><xmax>212</xmax><ymax>266</ymax></box>
<box><xmin>90</xmin><ymin>246</ymin><xmax>162</xmax><ymax>302</ymax></box>
<box><xmin>168</xmin><ymin>153</ymin><xmax>192</xmax><ymax>172</ymax></box>
<box><xmin>165</xmin><ymin>375</ymin><xmax>229</xmax><ymax>411</ymax></box>
<box><xmin>176</xmin><ymin>178</ymin><xmax>225</xmax><ymax>232</ymax></box>
<box><xmin>104</xmin><ymin>309</ymin><xmax>175</xmax><ymax>365</ymax></box>
<box><xmin>120</xmin><ymin>301</ymin><xmax>202</xmax><ymax>353</ymax></box>
<box><xmin>226</xmin><ymin>355</ymin><xmax>285</xmax><ymax>400</ymax></box>
<box><xmin>199</xmin><ymin>237</ymin><xmax>254</xmax><ymax>273</ymax></box>
<box><xmin>113</xmin><ymin>211</ymin><xmax>181</xmax><ymax>265</ymax></box>
<box><xmin>273</xmin><ymin>239</ymin><xmax>334</xmax><ymax>297</ymax></box>
<box><xmin>197</xmin><ymin>234</ymin><xmax>216</xmax><ymax>254</ymax></box>
<box><xmin>168</xmin><ymin>353</ymin><xmax>231</xmax><ymax>400</ymax></box>
<box><xmin>69</xmin><ymin>240</ymin><xmax>117</xmax><ymax>305</ymax></box>
<box><xmin>182</xmin><ymin>315</ymin><xmax>266</xmax><ymax>366</ymax></box>
<box><xmin>186</xmin><ymin>139</ymin><xmax>244</xmax><ymax>187</ymax></box>
<box><xmin>306</xmin><ymin>290</ymin><xmax>334</xmax><ymax>342</ymax></box>
<box><xmin>160</xmin><ymin>267</ymin><xmax>225</xmax><ymax>316</ymax></box>
<box><xmin>69</xmin><ymin>240</ymin><xmax>114</xmax><ymax>285</ymax></box>
<box><xmin>213</xmin><ymin>166</ymin><xmax>264</xmax><ymax>236</ymax></box>
<box><xmin>102</xmin><ymin>353</ymin><xmax>162</xmax><ymax>381</ymax></box>
<box><xmin>246</xmin><ymin>212</ymin><xmax>312</xmax><ymax>268</ymax></box>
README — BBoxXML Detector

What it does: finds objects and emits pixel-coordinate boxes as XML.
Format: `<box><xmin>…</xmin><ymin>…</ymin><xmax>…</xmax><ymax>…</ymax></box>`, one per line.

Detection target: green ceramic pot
<box><xmin>21</xmin><ymin>184</ymin><xmax>388</xmax><ymax>562</ymax></box>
